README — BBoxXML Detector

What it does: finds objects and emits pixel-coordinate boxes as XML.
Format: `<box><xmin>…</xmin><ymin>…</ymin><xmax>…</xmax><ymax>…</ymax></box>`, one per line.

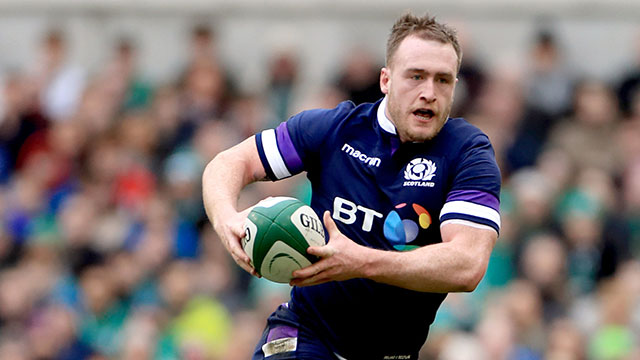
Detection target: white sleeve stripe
<box><xmin>440</xmin><ymin>200</ymin><xmax>501</xmax><ymax>228</ymax></box>
<box><xmin>334</xmin><ymin>353</ymin><xmax>348</xmax><ymax>360</ymax></box>
<box><xmin>261</xmin><ymin>129</ymin><xmax>291</xmax><ymax>179</ymax></box>
<box><xmin>440</xmin><ymin>219</ymin><xmax>497</xmax><ymax>232</ymax></box>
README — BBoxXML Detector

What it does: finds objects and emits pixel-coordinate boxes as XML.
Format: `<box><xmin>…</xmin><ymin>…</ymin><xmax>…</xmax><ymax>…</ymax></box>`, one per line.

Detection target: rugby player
<box><xmin>203</xmin><ymin>12</ymin><xmax>501</xmax><ymax>359</ymax></box>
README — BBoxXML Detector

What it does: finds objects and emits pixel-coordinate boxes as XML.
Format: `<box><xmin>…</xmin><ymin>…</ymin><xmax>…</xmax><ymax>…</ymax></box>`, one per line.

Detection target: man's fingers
<box><xmin>290</xmin><ymin>273</ymin><xmax>329</xmax><ymax>287</ymax></box>
<box><xmin>238</xmin><ymin>260</ymin><xmax>259</xmax><ymax>277</ymax></box>
<box><xmin>292</xmin><ymin>262</ymin><xmax>324</xmax><ymax>279</ymax></box>
<box><xmin>290</xmin><ymin>260</ymin><xmax>333</xmax><ymax>286</ymax></box>
<box><xmin>230</xmin><ymin>245</ymin><xmax>250</xmax><ymax>264</ymax></box>
<box><xmin>230</xmin><ymin>207</ymin><xmax>253</xmax><ymax>238</ymax></box>
<box><xmin>228</xmin><ymin>237</ymin><xmax>253</xmax><ymax>266</ymax></box>
<box><xmin>223</xmin><ymin>231</ymin><xmax>244</xmax><ymax>254</ymax></box>
<box><xmin>232</xmin><ymin>222</ymin><xmax>247</xmax><ymax>239</ymax></box>
<box><xmin>223</xmin><ymin>231</ymin><xmax>259</xmax><ymax>277</ymax></box>
<box><xmin>307</xmin><ymin>245</ymin><xmax>336</xmax><ymax>258</ymax></box>
<box><xmin>323</xmin><ymin>211</ymin><xmax>341</xmax><ymax>237</ymax></box>
<box><xmin>231</xmin><ymin>249</ymin><xmax>260</xmax><ymax>277</ymax></box>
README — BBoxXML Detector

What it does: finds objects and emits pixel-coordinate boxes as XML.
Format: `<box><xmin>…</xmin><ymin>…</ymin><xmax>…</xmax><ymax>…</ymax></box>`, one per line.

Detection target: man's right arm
<box><xmin>202</xmin><ymin>135</ymin><xmax>266</xmax><ymax>276</ymax></box>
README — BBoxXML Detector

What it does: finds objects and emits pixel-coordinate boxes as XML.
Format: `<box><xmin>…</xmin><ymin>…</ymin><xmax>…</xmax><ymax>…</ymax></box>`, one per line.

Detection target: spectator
<box><xmin>524</xmin><ymin>29</ymin><xmax>575</xmax><ymax>118</ymax></box>
<box><xmin>503</xmin><ymin>280</ymin><xmax>545</xmax><ymax>356</ymax></box>
<box><xmin>616</xmin><ymin>30</ymin><xmax>640</xmax><ymax>117</ymax></box>
<box><xmin>100</xmin><ymin>38</ymin><xmax>153</xmax><ymax>111</ymax></box>
<box><xmin>334</xmin><ymin>47</ymin><xmax>382</xmax><ymax>104</ymax></box>
<box><xmin>547</xmin><ymin>80</ymin><xmax>623</xmax><ymax>175</ymax></box>
<box><xmin>179</xmin><ymin>24</ymin><xmax>234</xmax><ymax>129</ymax></box>
<box><xmin>0</xmin><ymin>73</ymin><xmax>48</xmax><ymax>182</ymax></box>
<box><xmin>544</xmin><ymin>318</ymin><xmax>586</xmax><ymax>360</ymax></box>
<box><xmin>266</xmin><ymin>50</ymin><xmax>299</xmax><ymax>123</ymax></box>
<box><xmin>450</xmin><ymin>22</ymin><xmax>487</xmax><ymax>118</ymax></box>
<box><xmin>622</xmin><ymin>160</ymin><xmax>640</xmax><ymax>257</ymax></box>
<box><xmin>519</xmin><ymin>233</ymin><xmax>569</xmax><ymax>322</ymax></box>
<box><xmin>468</xmin><ymin>68</ymin><xmax>553</xmax><ymax>175</ymax></box>
<box><xmin>588</xmin><ymin>278</ymin><xmax>637</xmax><ymax>360</ymax></box>
<box><xmin>30</xmin><ymin>28</ymin><xmax>86</xmax><ymax>122</ymax></box>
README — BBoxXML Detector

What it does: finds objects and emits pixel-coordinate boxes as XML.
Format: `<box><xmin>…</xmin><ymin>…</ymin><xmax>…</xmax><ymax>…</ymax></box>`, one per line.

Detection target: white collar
<box><xmin>377</xmin><ymin>96</ymin><xmax>397</xmax><ymax>135</ymax></box>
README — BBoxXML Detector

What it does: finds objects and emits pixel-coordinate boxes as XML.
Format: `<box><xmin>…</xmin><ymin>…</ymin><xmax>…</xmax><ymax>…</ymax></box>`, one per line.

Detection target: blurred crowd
<box><xmin>0</xmin><ymin>20</ymin><xmax>640</xmax><ymax>360</ymax></box>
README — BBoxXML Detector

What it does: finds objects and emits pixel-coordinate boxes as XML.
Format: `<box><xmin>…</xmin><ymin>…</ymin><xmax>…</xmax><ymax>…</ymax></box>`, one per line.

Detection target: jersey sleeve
<box><xmin>440</xmin><ymin>134</ymin><xmax>502</xmax><ymax>233</ymax></box>
<box><xmin>255</xmin><ymin>101</ymin><xmax>354</xmax><ymax>181</ymax></box>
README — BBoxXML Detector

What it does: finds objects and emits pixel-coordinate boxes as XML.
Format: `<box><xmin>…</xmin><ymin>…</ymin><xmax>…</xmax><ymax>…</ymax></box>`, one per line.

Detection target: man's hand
<box><xmin>214</xmin><ymin>207</ymin><xmax>260</xmax><ymax>277</ymax></box>
<box><xmin>290</xmin><ymin>211</ymin><xmax>372</xmax><ymax>287</ymax></box>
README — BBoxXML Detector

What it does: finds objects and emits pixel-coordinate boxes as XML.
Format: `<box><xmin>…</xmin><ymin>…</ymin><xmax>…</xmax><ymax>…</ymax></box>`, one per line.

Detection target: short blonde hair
<box><xmin>386</xmin><ymin>13</ymin><xmax>462</xmax><ymax>71</ymax></box>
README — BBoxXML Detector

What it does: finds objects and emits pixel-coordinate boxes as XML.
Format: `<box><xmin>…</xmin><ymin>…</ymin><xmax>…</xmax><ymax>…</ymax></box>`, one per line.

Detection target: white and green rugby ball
<box><xmin>242</xmin><ymin>197</ymin><xmax>325</xmax><ymax>283</ymax></box>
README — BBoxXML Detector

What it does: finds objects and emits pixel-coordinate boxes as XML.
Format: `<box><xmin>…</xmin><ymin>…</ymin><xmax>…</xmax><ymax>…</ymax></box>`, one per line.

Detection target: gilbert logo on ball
<box><xmin>242</xmin><ymin>197</ymin><xmax>325</xmax><ymax>283</ymax></box>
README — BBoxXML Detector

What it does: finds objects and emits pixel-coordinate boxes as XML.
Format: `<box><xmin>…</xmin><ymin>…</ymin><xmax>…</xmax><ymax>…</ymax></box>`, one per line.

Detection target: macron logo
<box><xmin>341</xmin><ymin>143</ymin><xmax>381</xmax><ymax>167</ymax></box>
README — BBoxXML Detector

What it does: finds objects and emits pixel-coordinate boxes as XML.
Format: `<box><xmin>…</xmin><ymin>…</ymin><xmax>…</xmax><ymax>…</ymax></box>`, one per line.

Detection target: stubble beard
<box><xmin>387</xmin><ymin>96</ymin><xmax>452</xmax><ymax>143</ymax></box>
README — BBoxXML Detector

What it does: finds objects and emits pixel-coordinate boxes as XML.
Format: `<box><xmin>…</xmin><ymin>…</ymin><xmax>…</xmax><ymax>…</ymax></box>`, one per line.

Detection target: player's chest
<box><xmin>329</xmin><ymin>139</ymin><xmax>450</xmax><ymax>199</ymax></box>
<box><xmin>324</xmin><ymin>141</ymin><xmax>450</xmax><ymax>248</ymax></box>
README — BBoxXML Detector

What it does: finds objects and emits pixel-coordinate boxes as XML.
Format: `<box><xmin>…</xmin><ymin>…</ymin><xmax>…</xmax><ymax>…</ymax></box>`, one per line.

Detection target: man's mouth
<box><xmin>413</xmin><ymin>108</ymin><xmax>435</xmax><ymax>120</ymax></box>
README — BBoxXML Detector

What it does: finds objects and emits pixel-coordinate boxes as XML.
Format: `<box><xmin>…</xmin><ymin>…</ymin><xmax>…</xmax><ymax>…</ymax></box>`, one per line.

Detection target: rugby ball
<box><xmin>242</xmin><ymin>197</ymin><xmax>325</xmax><ymax>283</ymax></box>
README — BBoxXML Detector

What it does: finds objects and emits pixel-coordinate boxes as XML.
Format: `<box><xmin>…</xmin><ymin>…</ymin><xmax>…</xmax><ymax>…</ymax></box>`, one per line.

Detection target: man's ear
<box><xmin>380</xmin><ymin>67</ymin><xmax>390</xmax><ymax>95</ymax></box>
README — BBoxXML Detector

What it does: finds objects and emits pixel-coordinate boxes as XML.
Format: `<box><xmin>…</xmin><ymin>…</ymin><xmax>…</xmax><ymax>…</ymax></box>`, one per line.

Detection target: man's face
<box><xmin>380</xmin><ymin>35</ymin><xmax>458</xmax><ymax>142</ymax></box>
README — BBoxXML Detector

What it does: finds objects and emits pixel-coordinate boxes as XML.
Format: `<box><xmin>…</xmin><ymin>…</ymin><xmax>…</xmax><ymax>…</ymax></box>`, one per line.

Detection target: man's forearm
<box><xmin>202</xmin><ymin>137</ymin><xmax>264</xmax><ymax>228</ymax></box>
<box><xmin>362</xmin><ymin>225</ymin><xmax>495</xmax><ymax>293</ymax></box>
<box><xmin>362</xmin><ymin>243</ymin><xmax>482</xmax><ymax>293</ymax></box>
<box><xmin>203</xmin><ymin>151</ymin><xmax>240</xmax><ymax>228</ymax></box>
<box><xmin>202</xmin><ymin>137</ymin><xmax>267</xmax><ymax>276</ymax></box>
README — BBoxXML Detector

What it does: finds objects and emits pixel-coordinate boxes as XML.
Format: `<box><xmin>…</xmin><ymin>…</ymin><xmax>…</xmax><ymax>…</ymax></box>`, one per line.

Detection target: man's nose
<box><xmin>419</xmin><ymin>80</ymin><xmax>437</xmax><ymax>103</ymax></box>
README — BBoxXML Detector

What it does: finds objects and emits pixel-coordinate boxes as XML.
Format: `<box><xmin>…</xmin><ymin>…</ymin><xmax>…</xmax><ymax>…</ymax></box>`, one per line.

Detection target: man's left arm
<box><xmin>291</xmin><ymin>212</ymin><xmax>497</xmax><ymax>293</ymax></box>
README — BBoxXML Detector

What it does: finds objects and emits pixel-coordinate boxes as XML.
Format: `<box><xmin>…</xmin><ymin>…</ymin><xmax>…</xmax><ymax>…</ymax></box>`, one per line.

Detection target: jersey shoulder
<box><xmin>287</xmin><ymin>100</ymin><xmax>376</xmax><ymax>138</ymax></box>
<box><xmin>256</xmin><ymin>100</ymin><xmax>380</xmax><ymax>181</ymax></box>
<box><xmin>436</xmin><ymin>117</ymin><xmax>494</xmax><ymax>156</ymax></box>
<box><xmin>441</xmin><ymin>117</ymin><xmax>489</xmax><ymax>143</ymax></box>
<box><xmin>286</xmin><ymin>100</ymin><xmax>379</xmax><ymax>155</ymax></box>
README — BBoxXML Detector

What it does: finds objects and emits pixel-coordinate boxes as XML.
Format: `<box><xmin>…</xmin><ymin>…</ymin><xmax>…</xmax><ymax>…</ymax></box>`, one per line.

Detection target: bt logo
<box><xmin>332</xmin><ymin>197</ymin><xmax>432</xmax><ymax>250</ymax></box>
<box><xmin>383</xmin><ymin>203</ymin><xmax>431</xmax><ymax>251</ymax></box>
<box><xmin>333</xmin><ymin>197</ymin><xmax>382</xmax><ymax>232</ymax></box>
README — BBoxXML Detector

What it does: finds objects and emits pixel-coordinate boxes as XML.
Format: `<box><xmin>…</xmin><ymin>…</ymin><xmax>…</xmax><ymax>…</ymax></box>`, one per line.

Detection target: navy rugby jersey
<box><xmin>255</xmin><ymin>97</ymin><xmax>501</xmax><ymax>359</ymax></box>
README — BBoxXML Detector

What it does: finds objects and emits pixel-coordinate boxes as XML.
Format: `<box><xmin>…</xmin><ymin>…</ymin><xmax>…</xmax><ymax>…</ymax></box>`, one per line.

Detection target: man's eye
<box><xmin>438</xmin><ymin>78</ymin><xmax>450</xmax><ymax>84</ymax></box>
<box><xmin>412</xmin><ymin>75</ymin><xmax>422</xmax><ymax>80</ymax></box>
